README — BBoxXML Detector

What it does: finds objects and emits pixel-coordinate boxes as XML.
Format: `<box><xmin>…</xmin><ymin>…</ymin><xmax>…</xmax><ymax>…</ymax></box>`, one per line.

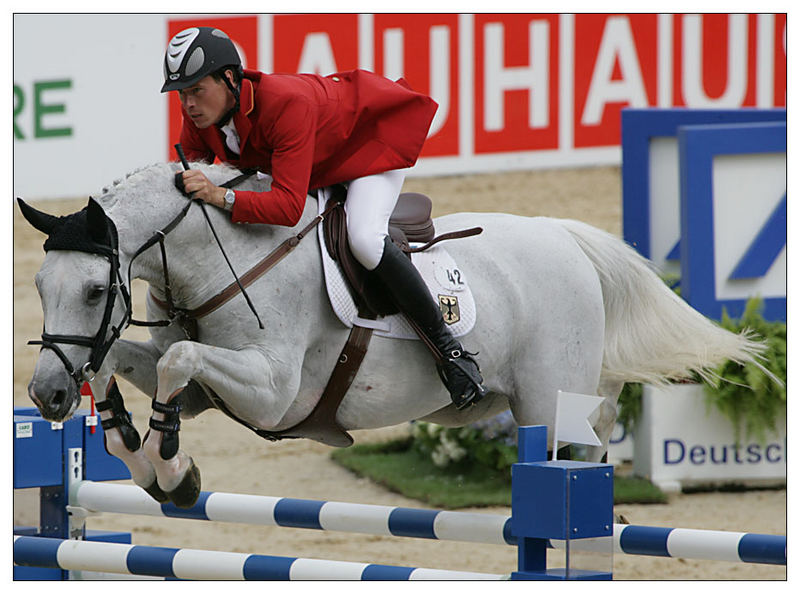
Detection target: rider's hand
<box><xmin>179</xmin><ymin>170</ymin><xmax>226</xmax><ymax>209</ymax></box>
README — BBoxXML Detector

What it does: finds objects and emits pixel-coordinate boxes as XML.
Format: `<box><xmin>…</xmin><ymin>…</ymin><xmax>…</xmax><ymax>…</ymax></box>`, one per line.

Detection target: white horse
<box><xmin>20</xmin><ymin>161</ymin><xmax>766</xmax><ymax>507</ymax></box>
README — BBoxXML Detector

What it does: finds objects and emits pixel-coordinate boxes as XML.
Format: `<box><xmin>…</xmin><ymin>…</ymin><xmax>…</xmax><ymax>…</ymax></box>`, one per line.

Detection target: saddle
<box><xmin>322</xmin><ymin>184</ymin><xmax>436</xmax><ymax>318</ymax></box>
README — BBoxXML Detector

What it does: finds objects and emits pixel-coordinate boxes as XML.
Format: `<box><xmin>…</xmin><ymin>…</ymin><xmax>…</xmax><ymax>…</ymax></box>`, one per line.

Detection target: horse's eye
<box><xmin>87</xmin><ymin>286</ymin><xmax>105</xmax><ymax>303</ymax></box>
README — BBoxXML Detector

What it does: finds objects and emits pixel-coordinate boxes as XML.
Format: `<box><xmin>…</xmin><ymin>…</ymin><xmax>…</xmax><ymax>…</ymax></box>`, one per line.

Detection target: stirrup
<box><xmin>437</xmin><ymin>350</ymin><xmax>488</xmax><ymax>410</ymax></box>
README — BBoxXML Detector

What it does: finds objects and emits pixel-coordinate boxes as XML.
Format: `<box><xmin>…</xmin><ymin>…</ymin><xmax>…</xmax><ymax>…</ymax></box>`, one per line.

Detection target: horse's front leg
<box><xmin>142</xmin><ymin>340</ymin><xmax>297</xmax><ymax>508</ymax></box>
<box><xmin>90</xmin><ymin>376</ymin><xmax>168</xmax><ymax>502</ymax></box>
<box><xmin>88</xmin><ymin>339</ymin><xmax>168</xmax><ymax>501</ymax></box>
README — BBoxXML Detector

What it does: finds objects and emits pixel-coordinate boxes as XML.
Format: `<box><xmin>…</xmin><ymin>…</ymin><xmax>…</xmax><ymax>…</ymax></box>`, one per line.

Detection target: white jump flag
<box><xmin>552</xmin><ymin>390</ymin><xmax>604</xmax><ymax>460</ymax></box>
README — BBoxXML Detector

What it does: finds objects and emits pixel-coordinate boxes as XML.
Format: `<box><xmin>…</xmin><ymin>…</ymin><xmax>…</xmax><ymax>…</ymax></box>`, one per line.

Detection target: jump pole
<box><xmin>67</xmin><ymin>479</ymin><xmax>787</xmax><ymax>565</ymax></box>
<box><xmin>12</xmin><ymin>534</ymin><xmax>505</xmax><ymax>580</ymax></box>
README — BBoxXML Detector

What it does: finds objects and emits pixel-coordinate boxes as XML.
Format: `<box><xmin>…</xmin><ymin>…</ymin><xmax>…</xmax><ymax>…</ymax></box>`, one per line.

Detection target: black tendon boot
<box><xmin>372</xmin><ymin>237</ymin><xmax>487</xmax><ymax>409</ymax></box>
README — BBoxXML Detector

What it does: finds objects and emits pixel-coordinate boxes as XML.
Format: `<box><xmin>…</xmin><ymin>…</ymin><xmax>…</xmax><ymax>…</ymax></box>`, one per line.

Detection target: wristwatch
<box><xmin>223</xmin><ymin>188</ymin><xmax>236</xmax><ymax>212</ymax></box>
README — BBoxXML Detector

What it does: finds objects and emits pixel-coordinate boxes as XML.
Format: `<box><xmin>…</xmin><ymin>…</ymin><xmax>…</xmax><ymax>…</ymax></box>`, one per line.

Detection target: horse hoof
<box><xmin>143</xmin><ymin>480</ymin><xmax>169</xmax><ymax>503</ymax></box>
<box><xmin>166</xmin><ymin>459</ymin><xmax>202</xmax><ymax>508</ymax></box>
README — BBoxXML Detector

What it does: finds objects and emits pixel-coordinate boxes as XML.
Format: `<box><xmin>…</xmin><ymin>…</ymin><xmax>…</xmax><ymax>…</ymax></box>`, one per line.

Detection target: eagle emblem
<box><xmin>438</xmin><ymin>294</ymin><xmax>461</xmax><ymax>325</ymax></box>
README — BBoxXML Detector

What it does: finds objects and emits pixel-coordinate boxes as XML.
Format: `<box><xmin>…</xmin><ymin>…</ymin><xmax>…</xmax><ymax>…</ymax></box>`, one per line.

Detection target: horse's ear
<box><xmin>86</xmin><ymin>197</ymin><xmax>110</xmax><ymax>245</ymax></box>
<box><xmin>17</xmin><ymin>197</ymin><xmax>61</xmax><ymax>236</ymax></box>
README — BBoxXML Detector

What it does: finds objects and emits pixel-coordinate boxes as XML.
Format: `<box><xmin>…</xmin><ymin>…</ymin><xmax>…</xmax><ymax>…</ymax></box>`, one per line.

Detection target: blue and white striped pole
<box><xmin>13</xmin><ymin>535</ymin><xmax>505</xmax><ymax>580</ymax></box>
<box><xmin>70</xmin><ymin>481</ymin><xmax>785</xmax><ymax>565</ymax></box>
<box><xmin>72</xmin><ymin>480</ymin><xmax>512</xmax><ymax>544</ymax></box>
<box><xmin>614</xmin><ymin>525</ymin><xmax>786</xmax><ymax>565</ymax></box>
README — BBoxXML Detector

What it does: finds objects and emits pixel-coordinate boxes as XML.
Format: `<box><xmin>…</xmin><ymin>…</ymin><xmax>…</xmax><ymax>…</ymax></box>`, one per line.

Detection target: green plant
<box><xmin>331</xmin><ymin>438</ymin><xmax>513</xmax><ymax>508</ymax></box>
<box><xmin>616</xmin><ymin>382</ymin><xmax>643</xmax><ymax>433</ymax></box>
<box><xmin>704</xmin><ymin>298</ymin><xmax>786</xmax><ymax>442</ymax></box>
<box><xmin>331</xmin><ymin>437</ymin><xmax>667</xmax><ymax>507</ymax></box>
<box><xmin>410</xmin><ymin>411</ymin><xmax>518</xmax><ymax>472</ymax></box>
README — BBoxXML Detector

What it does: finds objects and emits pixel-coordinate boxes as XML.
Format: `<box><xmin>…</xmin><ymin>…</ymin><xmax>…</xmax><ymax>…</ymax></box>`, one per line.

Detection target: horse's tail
<box><xmin>558</xmin><ymin>218</ymin><xmax>771</xmax><ymax>386</ymax></box>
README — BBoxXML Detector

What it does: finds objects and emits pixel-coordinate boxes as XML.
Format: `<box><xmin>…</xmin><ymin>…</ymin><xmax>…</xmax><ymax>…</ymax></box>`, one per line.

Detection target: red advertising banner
<box><xmin>164</xmin><ymin>14</ymin><xmax>786</xmax><ymax>171</ymax></box>
<box><xmin>773</xmin><ymin>14</ymin><xmax>787</xmax><ymax>107</ymax></box>
<box><xmin>573</xmin><ymin>14</ymin><xmax>659</xmax><ymax>148</ymax></box>
<box><xmin>671</xmin><ymin>14</ymin><xmax>759</xmax><ymax>108</ymax></box>
<box><xmin>272</xmin><ymin>14</ymin><xmax>359</xmax><ymax>74</ymax></box>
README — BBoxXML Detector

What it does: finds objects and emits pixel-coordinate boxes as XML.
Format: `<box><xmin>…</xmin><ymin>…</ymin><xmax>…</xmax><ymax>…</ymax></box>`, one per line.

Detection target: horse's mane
<box><xmin>96</xmin><ymin>161</ymin><xmax>252</xmax><ymax>213</ymax></box>
<box><xmin>100</xmin><ymin>163</ymin><xmax>164</xmax><ymax>195</ymax></box>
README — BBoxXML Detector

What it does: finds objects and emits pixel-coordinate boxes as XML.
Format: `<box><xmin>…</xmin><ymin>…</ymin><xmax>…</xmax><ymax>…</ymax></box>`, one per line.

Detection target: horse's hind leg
<box><xmin>508</xmin><ymin>299</ymin><xmax>606</xmax><ymax>455</ymax></box>
<box><xmin>585</xmin><ymin>379</ymin><xmax>625</xmax><ymax>463</ymax></box>
<box><xmin>509</xmin><ymin>343</ymin><xmax>604</xmax><ymax>453</ymax></box>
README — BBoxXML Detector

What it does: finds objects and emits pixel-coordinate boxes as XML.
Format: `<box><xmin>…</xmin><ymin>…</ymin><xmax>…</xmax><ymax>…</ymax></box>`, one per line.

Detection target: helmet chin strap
<box><xmin>216</xmin><ymin>73</ymin><xmax>241</xmax><ymax>128</ymax></box>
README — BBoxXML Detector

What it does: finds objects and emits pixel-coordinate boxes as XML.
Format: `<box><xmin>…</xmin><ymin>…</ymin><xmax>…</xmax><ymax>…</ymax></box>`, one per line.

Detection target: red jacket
<box><xmin>179</xmin><ymin>69</ymin><xmax>438</xmax><ymax>226</ymax></box>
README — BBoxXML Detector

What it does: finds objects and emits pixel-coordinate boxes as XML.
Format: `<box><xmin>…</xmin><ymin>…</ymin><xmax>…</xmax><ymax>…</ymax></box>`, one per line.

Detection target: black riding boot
<box><xmin>372</xmin><ymin>237</ymin><xmax>487</xmax><ymax>410</ymax></box>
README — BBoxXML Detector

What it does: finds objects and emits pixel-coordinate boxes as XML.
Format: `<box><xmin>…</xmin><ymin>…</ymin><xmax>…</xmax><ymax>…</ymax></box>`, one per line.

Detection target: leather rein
<box><xmin>147</xmin><ymin>195</ymin><xmax>342</xmax><ymax>341</ymax></box>
<box><xmin>146</xmin><ymin>144</ymin><xmax>340</xmax><ymax>341</ymax></box>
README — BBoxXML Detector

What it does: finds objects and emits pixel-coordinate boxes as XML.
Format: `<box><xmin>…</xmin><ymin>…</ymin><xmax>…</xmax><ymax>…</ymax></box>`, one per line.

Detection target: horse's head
<box><xmin>18</xmin><ymin>197</ymin><xmax>127</xmax><ymax>421</ymax></box>
<box><xmin>18</xmin><ymin>162</ymin><xmax>282</xmax><ymax>421</ymax></box>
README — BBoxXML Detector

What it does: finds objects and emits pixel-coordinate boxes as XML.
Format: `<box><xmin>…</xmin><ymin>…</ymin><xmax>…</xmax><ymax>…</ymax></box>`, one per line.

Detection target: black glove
<box><xmin>174</xmin><ymin>172</ymin><xmax>191</xmax><ymax>197</ymax></box>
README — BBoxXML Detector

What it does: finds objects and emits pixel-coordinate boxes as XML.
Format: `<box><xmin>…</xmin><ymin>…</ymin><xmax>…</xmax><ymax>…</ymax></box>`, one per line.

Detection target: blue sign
<box><xmin>621</xmin><ymin>108</ymin><xmax>786</xmax><ymax>267</ymax></box>
<box><xmin>679</xmin><ymin>121</ymin><xmax>786</xmax><ymax>321</ymax></box>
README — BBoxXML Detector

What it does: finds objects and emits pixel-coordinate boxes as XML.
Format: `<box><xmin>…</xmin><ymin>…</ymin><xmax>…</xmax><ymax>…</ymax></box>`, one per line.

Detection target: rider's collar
<box><xmin>215</xmin><ymin>78</ymin><xmax>254</xmax><ymax>128</ymax></box>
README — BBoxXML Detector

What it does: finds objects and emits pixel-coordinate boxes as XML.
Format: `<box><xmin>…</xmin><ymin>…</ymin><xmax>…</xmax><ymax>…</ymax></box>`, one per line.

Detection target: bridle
<box><xmin>29</xmin><ymin>220</ymin><xmax>130</xmax><ymax>384</ymax></box>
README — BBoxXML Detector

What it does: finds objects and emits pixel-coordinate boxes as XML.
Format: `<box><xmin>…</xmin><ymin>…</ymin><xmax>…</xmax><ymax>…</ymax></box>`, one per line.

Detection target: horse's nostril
<box><xmin>52</xmin><ymin>389</ymin><xmax>66</xmax><ymax>408</ymax></box>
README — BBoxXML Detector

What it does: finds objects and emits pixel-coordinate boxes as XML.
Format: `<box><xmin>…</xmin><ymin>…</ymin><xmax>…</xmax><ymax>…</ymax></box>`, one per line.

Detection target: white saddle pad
<box><xmin>316</xmin><ymin>188</ymin><xmax>476</xmax><ymax>340</ymax></box>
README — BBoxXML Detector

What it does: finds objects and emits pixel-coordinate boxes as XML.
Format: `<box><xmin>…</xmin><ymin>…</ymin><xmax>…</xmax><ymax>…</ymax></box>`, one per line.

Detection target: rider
<box><xmin>162</xmin><ymin>26</ymin><xmax>487</xmax><ymax>410</ymax></box>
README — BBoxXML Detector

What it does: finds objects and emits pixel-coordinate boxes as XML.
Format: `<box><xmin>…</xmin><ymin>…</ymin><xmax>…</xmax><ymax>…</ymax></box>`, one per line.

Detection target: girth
<box><xmin>202</xmin><ymin>324</ymin><xmax>372</xmax><ymax>448</ymax></box>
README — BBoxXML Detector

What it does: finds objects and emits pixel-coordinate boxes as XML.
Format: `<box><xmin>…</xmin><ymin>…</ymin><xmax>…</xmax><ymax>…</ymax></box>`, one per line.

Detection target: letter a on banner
<box><xmin>552</xmin><ymin>390</ymin><xmax>604</xmax><ymax>460</ymax></box>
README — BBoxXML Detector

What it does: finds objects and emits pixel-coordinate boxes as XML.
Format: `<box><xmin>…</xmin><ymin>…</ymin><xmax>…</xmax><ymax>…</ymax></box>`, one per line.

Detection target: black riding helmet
<box><xmin>161</xmin><ymin>26</ymin><xmax>243</xmax><ymax>125</ymax></box>
<box><xmin>161</xmin><ymin>26</ymin><xmax>242</xmax><ymax>91</ymax></box>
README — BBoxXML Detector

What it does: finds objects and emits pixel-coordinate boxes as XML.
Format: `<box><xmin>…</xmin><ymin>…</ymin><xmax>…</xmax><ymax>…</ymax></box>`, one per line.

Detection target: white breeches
<box><xmin>344</xmin><ymin>169</ymin><xmax>407</xmax><ymax>271</ymax></box>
